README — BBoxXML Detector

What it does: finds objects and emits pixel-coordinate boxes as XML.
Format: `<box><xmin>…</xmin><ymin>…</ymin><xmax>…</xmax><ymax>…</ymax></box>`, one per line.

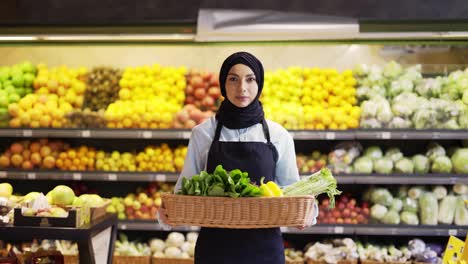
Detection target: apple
<box><xmin>22</xmin><ymin>208</ymin><xmax>37</xmax><ymax>216</ymax></box>
<box><xmin>50</xmin><ymin>207</ymin><xmax>68</xmax><ymax>217</ymax></box>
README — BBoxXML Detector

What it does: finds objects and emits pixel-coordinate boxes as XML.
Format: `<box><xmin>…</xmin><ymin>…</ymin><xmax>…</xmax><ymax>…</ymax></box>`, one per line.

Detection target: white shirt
<box><xmin>175</xmin><ymin>117</ymin><xmax>300</xmax><ymax>192</ymax></box>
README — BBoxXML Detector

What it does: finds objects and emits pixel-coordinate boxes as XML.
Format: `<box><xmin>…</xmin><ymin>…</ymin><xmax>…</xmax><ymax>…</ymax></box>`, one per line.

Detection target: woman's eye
<box><xmin>228</xmin><ymin>77</ymin><xmax>238</xmax><ymax>81</ymax></box>
<box><xmin>247</xmin><ymin>77</ymin><xmax>256</xmax><ymax>82</ymax></box>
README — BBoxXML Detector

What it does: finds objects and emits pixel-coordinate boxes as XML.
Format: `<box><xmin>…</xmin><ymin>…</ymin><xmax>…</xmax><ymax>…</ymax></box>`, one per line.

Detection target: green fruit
<box><xmin>0</xmin><ymin>96</ymin><xmax>7</xmax><ymax>108</ymax></box>
<box><xmin>0</xmin><ymin>70</ymin><xmax>9</xmax><ymax>82</ymax></box>
<box><xmin>0</xmin><ymin>82</ymin><xmax>3</xmax><ymax>90</ymax></box>
<box><xmin>21</xmin><ymin>61</ymin><xmax>36</xmax><ymax>74</ymax></box>
<box><xmin>8</xmin><ymin>93</ymin><xmax>20</xmax><ymax>103</ymax></box>
<box><xmin>4</xmin><ymin>85</ymin><xmax>15</xmax><ymax>94</ymax></box>
<box><xmin>3</xmin><ymin>80</ymin><xmax>12</xmax><ymax>87</ymax></box>
<box><xmin>15</xmin><ymin>88</ymin><xmax>25</xmax><ymax>97</ymax></box>
<box><xmin>10</xmin><ymin>67</ymin><xmax>22</xmax><ymax>77</ymax></box>
<box><xmin>23</xmin><ymin>73</ymin><xmax>35</xmax><ymax>87</ymax></box>
<box><xmin>11</xmin><ymin>74</ymin><xmax>24</xmax><ymax>87</ymax></box>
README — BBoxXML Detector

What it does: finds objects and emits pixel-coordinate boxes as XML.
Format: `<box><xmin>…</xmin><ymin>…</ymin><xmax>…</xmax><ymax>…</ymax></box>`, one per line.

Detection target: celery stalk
<box><xmin>283</xmin><ymin>168</ymin><xmax>342</xmax><ymax>208</ymax></box>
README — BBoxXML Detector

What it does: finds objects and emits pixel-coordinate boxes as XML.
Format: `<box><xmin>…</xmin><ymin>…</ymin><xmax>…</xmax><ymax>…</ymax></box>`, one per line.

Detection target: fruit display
<box><xmin>135</xmin><ymin>144</ymin><xmax>175</xmax><ymax>172</ymax></box>
<box><xmin>83</xmin><ymin>67</ymin><xmax>122</xmax><ymax>111</ymax></box>
<box><xmin>262</xmin><ymin>67</ymin><xmax>359</xmax><ymax>129</ymax></box>
<box><xmin>367</xmin><ymin>184</ymin><xmax>468</xmax><ymax>226</ymax></box>
<box><xmin>355</xmin><ymin>61</ymin><xmax>468</xmax><ymax>129</ymax></box>
<box><xmin>173</xmin><ymin>145</ymin><xmax>188</xmax><ymax>172</ymax></box>
<box><xmin>0</xmin><ymin>139</ymin><xmax>65</xmax><ymax>170</ymax></box>
<box><xmin>284</xmin><ymin>248</ymin><xmax>305</xmax><ymax>263</ymax></box>
<box><xmin>173</xmin><ymin>104</ymin><xmax>214</xmax><ymax>128</ymax></box>
<box><xmin>296</xmin><ymin>150</ymin><xmax>328</xmax><ymax>174</ymax></box>
<box><xmin>96</xmin><ymin>150</ymin><xmax>136</xmax><ymax>172</ymax></box>
<box><xmin>0</xmin><ymin>61</ymin><xmax>35</xmax><ymax>127</ymax></box>
<box><xmin>317</xmin><ymin>193</ymin><xmax>370</xmax><ymax>224</ymax></box>
<box><xmin>65</xmin><ymin>109</ymin><xmax>107</xmax><ymax>128</ymax></box>
<box><xmin>106</xmin><ymin>197</ymin><xmax>126</xmax><ymax>220</ymax></box>
<box><xmin>150</xmin><ymin>232</ymin><xmax>197</xmax><ymax>259</ymax></box>
<box><xmin>0</xmin><ymin>182</ymin><xmax>13</xmax><ymax>198</ymax></box>
<box><xmin>123</xmin><ymin>182</ymin><xmax>171</xmax><ymax>220</ymax></box>
<box><xmin>56</xmin><ymin>146</ymin><xmax>96</xmax><ymax>171</ymax></box>
<box><xmin>106</xmin><ymin>65</ymin><xmax>186</xmax><ymax>129</ymax></box>
<box><xmin>184</xmin><ymin>70</ymin><xmax>222</xmax><ymax>111</ymax></box>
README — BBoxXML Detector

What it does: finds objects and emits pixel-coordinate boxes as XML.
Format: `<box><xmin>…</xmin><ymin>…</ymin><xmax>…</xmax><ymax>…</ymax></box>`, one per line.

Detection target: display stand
<box><xmin>0</xmin><ymin>214</ymin><xmax>117</xmax><ymax>264</ymax></box>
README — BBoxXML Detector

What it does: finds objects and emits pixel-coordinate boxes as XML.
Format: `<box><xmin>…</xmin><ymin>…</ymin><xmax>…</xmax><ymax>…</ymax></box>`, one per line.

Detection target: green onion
<box><xmin>283</xmin><ymin>168</ymin><xmax>341</xmax><ymax>208</ymax></box>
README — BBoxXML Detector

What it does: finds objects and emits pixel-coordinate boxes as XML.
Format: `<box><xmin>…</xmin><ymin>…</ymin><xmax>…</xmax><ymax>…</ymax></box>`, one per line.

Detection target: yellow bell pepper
<box><xmin>266</xmin><ymin>181</ymin><xmax>283</xmax><ymax>197</ymax></box>
<box><xmin>260</xmin><ymin>177</ymin><xmax>283</xmax><ymax>197</ymax></box>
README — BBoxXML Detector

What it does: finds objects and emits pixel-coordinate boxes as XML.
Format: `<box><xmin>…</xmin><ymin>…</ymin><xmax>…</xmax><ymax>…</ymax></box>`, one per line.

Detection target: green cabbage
<box><xmin>374</xmin><ymin>158</ymin><xmax>393</xmax><ymax>174</ymax></box>
<box><xmin>395</xmin><ymin>158</ymin><xmax>414</xmax><ymax>174</ymax></box>
<box><xmin>390</xmin><ymin>198</ymin><xmax>403</xmax><ymax>212</ymax></box>
<box><xmin>353</xmin><ymin>157</ymin><xmax>374</xmax><ymax>174</ymax></box>
<box><xmin>385</xmin><ymin>148</ymin><xmax>403</xmax><ymax>163</ymax></box>
<box><xmin>451</xmin><ymin>148</ymin><xmax>468</xmax><ymax>174</ymax></box>
<box><xmin>412</xmin><ymin>155</ymin><xmax>430</xmax><ymax>174</ymax></box>
<box><xmin>382</xmin><ymin>210</ymin><xmax>400</xmax><ymax>225</ymax></box>
<box><xmin>371</xmin><ymin>204</ymin><xmax>388</xmax><ymax>220</ymax></box>
<box><xmin>364</xmin><ymin>146</ymin><xmax>383</xmax><ymax>160</ymax></box>
<box><xmin>426</xmin><ymin>143</ymin><xmax>446</xmax><ymax>162</ymax></box>
<box><xmin>455</xmin><ymin>196</ymin><xmax>468</xmax><ymax>226</ymax></box>
<box><xmin>371</xmin><ymin>188</ymin><xmax>393</xmax><ymax>206</ymax></box>
<box><xmin>431</xmin><ymin>156</ymin><xmax>453</xmax><ymax>173</ymax></box>
<box><xmin>402</xmin><ymin>197</ymin><xmax>419</xmax><ymax>213</ymax></box>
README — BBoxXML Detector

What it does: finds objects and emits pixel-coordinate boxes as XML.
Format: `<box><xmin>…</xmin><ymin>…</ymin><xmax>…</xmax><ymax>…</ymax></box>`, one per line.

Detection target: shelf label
<box><xmin>155</xmin><ymin>174</ymin><xmax>167</xmax><ymax>182</ymax></box>
<box><xmin>381</xmin><ymin>132</ymin><xmax>391</xmax><ymax>139</ymax></box>
<box><xmin>141</xmin><ymin>131</ymin><xmax>152</xmax><ymax>139</ymax></box>
<box><xmin>448</xmin><ymin>229</ymin><xmax>458</xmax><ymax>236</ymax></box>
<box><xmin>325</xmin><ymin>132</ymin><xmax>336</xmax><ymax>140</ymax></box>
<box><xmin>108</xmin><ymin>174</ymin><xmax>117</xmax><ymax>181</ymax></box>
<box><xmin>334</xmin><ymin>226</ymin><xmax>344</xmax><ymax>234</ymax></box>
<box><xmin>181</xmin><ymin>132</ymin><xmax>191</xmax><ymax>139</ymax></box>
<box><xmin>81</xmin><ymin>130</ymin><xmax>91</xmax><ymax>138</ymax></box>
<box><xmin>120</xmin><ymin>224</ymin><xmax>127</xmax><ymax>230</ymax></box>
<box><xmin>0</xmin><ymin>171</ymin><xmax>6</xmax><ymax>178</ymax></box>
<box><xmin>72</xmin><ymin>173</ymin><xmax>82</xmax><ymax>181</ymax></box>
<box><xmin>22</xmin><ymin>130</ymin><xmax>32</xmax><ymax>137</ymax></box>
<box><xmin>280</xmin><ymin>227</ymin><xmax>288</xmax><ymax>232</ymax></box>
<box><xmin>189</xmin><ymin>226</ymin><xmax>199</xmax><ymax>231</ymax></box>
<box><xmin>432</xmin><ymin>132</ymin><xmax>441</xmax><ymax>139</ymax></box>
<box><xmin>27</xmin><ymin>173</ymin><xmax>36</xmax><ymax>180</ymax></box>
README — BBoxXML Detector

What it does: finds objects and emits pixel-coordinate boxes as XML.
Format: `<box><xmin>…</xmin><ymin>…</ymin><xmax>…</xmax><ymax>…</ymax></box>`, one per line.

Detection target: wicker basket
<box><xmin>152</xmin><ymin>257</ymin><xmax>194</xmax><ymax>264</ymax></box>
<box><xmin>113</xmin><ymin>255</ymin><xmax>151</xmax><ymax>264</ymax></box>
<box><xmin>286</xmin><ymin>259</ymin><xmax>305</xmax><ymax>264</ymax></box>
<box><xmin>162</xmin><ymin>193</ymin><xmax>315</xmax><ymax>228</ymax></box>
<box><xmin>307</xmin><ymin>259</ymin><xmax>358</xmax><ymax>264</ymax></box>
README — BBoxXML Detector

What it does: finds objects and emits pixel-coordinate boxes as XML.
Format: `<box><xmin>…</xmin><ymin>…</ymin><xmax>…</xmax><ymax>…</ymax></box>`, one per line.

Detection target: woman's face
<box><xmin>225</xmin><ymin>64</ymin><xmax>259</xmax><ymax>108</ymax></box>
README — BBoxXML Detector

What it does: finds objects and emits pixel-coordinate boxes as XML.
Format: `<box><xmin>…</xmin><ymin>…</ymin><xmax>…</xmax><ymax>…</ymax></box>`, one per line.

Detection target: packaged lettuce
<box><xmin>400</xmin><ymin>211</ymin><xmax>419</xmax><ymax>225</ymax></box>
<box><xmin>402</xmin><ymin>197</ymin><xmax>419</xmax><ymax>213</ymax></box>
<box><xmin>455</xmin><ymin>196</ymin><xmax>468</xmax><ymax>226</ymax></box>
<box><xmin>438</xmin><ymin>195</ymin><xmax>456</xmax><ymax>225</ymax></box>
<box><xmin>419</xmin><ymin>192</ymin><xmax>438</xmax><ymax>225</ymax></box>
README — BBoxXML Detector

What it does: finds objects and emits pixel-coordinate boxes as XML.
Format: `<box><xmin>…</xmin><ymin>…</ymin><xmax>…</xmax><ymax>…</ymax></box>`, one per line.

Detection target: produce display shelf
<box><xmin>0</xmin><ymin>128</ymin><xmax>467</xmax><ymax>140</ymax></box>
<box><xmin>119</xmin><ymin>221</ymin><xmax>467</xmax><ymax>237</ymax></box>
<box><xmin>0</xmin><ymin>170</ymin><xmax>179</xmax><ymax>182</ymax></box>
<box><xmin>3</xmin><ymin>170</ymin><xmax>467</xmax><ymax>184</ymax></box>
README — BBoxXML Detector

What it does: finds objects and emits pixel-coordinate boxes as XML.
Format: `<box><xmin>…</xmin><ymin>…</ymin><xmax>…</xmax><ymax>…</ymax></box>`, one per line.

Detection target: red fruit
<box><xmin>322</xmin><ymin>199</ymin><xmax>330</xmax><ymax>207</ymax></box>
<box><xmin>362</xmin><ymin>201</ymin><xmax>369</xmax><ymax>208</ymax></box>
<box><xmin>349</xmin><ymin>199</ymin><xmax>357</xmax><ymax>206</ymax></box>
<box><xmin>208</xmin><ymin>87</ymin><xmax>221</xmax><ymax>99</ymax></box>
<box><xmin>185</xmin><ymin>96</ymin><xmax>195</xmax><ymax>104</ymax></box>
<box><xmin>341</xmin><ymin>196</ymin><xmax>349</xmax><ymax>203</ymax></box>
<box><xmin>342</xmin><ymin>208</ymin><xmax>351</xmax><ymax>217</ymax></box>
<box><xmin>344</xmin><ymin>218</ymin><xmax>352</xmax><ymax>224</ymax></box>
<box><xmin>191</xmin><ymin>76</ymin><xmax>204</xmax><ymax>89</ymax></box>
<box><xmin>362</xmin><ymin>208</ymin><xmax>370</xmax><ymax>216</ymax></box>
<box><xmin>337</xmin><ymin>218</ymin><xmax>344</xmax><ymax>224</ymax></box>
<box><xmin>355</xmin><ymin>207</ymin><xmax>361</xmax><ymax>214</ymax></box>
<box><xmin>332</xmin><ymin>210</ymin><xmax>340</xmax><ymax>218</ymax></box>
<box><xmin>209</xmin><ymin>74</ymin><xmax>220</xmax><ymax>86</ymax></box>
<box><xmin>338</xmin><ymin>203</ymin><xmax>345</xmax><ymax>210</ymax></box>
<box><xmin>202</xmin><ymin>96</ymin><xmax>215</xmax><ymax>107</ymax></box>
<box><xmin>202</xmin><ymin>72</ymin><xmax>213</xmax><ymax>82</ymax></box>
<box><xmin>185</xmin><ymin>85</ymin><xmax>194</xmax><ymax>95</ymax></box>
<box><xmin>10</xmin><ymin>143</ymin><xmax>23</xmax><ymax>154</ymax></box>
<box><xmin>194</xmin><ymin>88</ymin><xmax>206</xmax><ymax>100</ymax></box>
<box><xmin>350</xmin><ymin>211</ymin><xmax>358</xmax><ymax>218</ymax></box>
<box><xmin>29</xmin><ymin>142</ymin><xmax>41</xmax><ymax>153</ymax></box>
<box><xmin>356</xmin><ymin>214</ymin><xmax>365</xmax><ymax>223</ymax></box>
<box><xmin>351</xmin><ymin>219</ymin><xmax>358</xmax><ymax>225</ymax></box>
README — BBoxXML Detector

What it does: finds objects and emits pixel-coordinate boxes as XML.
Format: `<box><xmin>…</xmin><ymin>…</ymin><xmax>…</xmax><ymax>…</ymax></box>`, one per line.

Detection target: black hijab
<box><xmin>216</xmin><ymin>52</ymin><xmax>265</xmax><ymax>129</ymax></box>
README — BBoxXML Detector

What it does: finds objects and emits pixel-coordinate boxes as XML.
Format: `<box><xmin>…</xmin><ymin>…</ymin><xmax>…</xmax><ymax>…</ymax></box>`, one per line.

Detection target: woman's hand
<box><xmin>296</xmin><ymin>201</ymin><xmax>319</xmax><ymax>230</ymax></box>
<box><xmin>157</xmin><ymin>203</ymin><xmax>173</xmax><ymax>230</ymax></box>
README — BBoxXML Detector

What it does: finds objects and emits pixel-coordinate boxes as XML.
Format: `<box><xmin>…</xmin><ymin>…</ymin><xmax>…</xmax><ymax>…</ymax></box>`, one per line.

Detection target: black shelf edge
<box><xmin>0</xmin><ymin>170</ymin><xmax>179</xmax><ymax>182</ymax></box>
<box><xmin>0</xmin><ymin>129</ymin><xmax>466</xmax><ymax>140</ymax></box>
<box><xmin>116</xmin><ymin>221</ymin><xmax>467</xmax><ymax>236</ymax></box>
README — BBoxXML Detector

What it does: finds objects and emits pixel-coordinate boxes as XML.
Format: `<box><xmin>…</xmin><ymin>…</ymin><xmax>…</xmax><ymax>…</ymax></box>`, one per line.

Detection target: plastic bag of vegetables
<box><xmin>455</xmin><ymin>196</ymin><xmax>468</xmax><ymax>226</ymax></box>
<box><xmin>438</xmin><ymin>195</ymin><xmax>457</xmax><ymax>225</ymax></box>
<box><xmin>419</xmin><ymin>192</ymin><xmax>438</xmax><ymax>225</ymax></box>
<box><xmin>371</xmin><ymin>188</ymin><xmax>393</xmax><ymax>206</ymax></box>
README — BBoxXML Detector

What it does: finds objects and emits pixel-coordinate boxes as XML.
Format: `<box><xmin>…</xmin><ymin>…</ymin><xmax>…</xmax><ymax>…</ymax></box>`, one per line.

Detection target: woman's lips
<box><xmin>236</xmin><ymin>96</ymin><xmax>249</xmax><ymax>101</ymax></box>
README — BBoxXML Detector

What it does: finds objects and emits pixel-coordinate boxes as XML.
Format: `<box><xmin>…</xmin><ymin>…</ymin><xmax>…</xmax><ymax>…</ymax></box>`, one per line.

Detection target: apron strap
<box><xmin>213</xmin><ymin>120</ymin><xmax>223</xmax><ymax>142</ymax></box>
<box><xmin>261</xmin><ymin>119</ymin><xmax>272</xmax><ymax>144</ymax></box>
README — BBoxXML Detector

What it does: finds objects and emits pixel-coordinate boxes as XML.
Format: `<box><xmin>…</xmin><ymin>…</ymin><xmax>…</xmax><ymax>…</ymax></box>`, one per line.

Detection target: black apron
<box><xmin>194</xmin><ymin>119</ymin><xmax>285</xmax><ymax>264</ymax></box>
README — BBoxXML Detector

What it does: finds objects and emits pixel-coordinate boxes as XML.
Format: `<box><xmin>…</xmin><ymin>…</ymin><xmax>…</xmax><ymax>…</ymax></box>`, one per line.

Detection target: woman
<box><xmin>159</xmin><ymin>51</ymin><xmax>317</xmax><ymax>264</ymax></box>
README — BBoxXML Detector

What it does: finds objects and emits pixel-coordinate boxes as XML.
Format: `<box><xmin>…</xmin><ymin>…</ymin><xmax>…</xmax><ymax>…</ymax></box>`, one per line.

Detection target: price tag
<box><xmin>181</xmin><ymin>132</ymin><xmax>191</xmax><ymax>139</ymax></box>
<box><xmin>0</xmin><ymin>171</ymin><xmax>6</xmax><ymax>178</ymax></box>
<box><xmin>448</xmin><ymin>229</ymin><xmax>458</xmax><ymax>236</ymax></box>
<box><xmin>189</xmin><ymin>226</ymin><xmax>199</xmax><ymax>231</ymax></box>
<box><xmin>449</xmin><ymin>177</ymin><xmax>458</xmax><ymax>184</ymax></box>
<box><xmin>72</xmin><ymin>173</ymin><xmax>82</xmax><ymax>180</ymax></box>
<box><xmin>325</xmin><ymin>132</ymin><xmax>336</xmax><ymax>140</ymax></box>
<box><xmin>432</xmin><ymin>132</ymin><xmax>441</xmax><ymax>139</ymax></box>
<box><xmin>120</xmin><ymin>224</ymin><xmax>127</xmax><ymax>230</ymax></box>
<box><xmin>141</xmin><ymin>131</ymin><xmax>152</xmax><ymax>139</ymax></box>
<box><xmin>334</xmin><ymin>226</ymin><xmax>344</xmax><ymax>234</ymax></box>
<box><xmin>22</xmin><ymin>130</ymin><xmax>32</xmax><ymax>137</ymax></box>
<box><xmin>155</xmin><ymin>174</ymin><xmax>167</xmax><ymax>182</ymax></box>
<box><xmin>27</xmin><ymin>173</ymin><xmax>36</xmax><ymax>180</ymax></box>
<box><xmin>108</xmin><ymin>174</ymin><xmax>117</xmax><ymax>181</ymax></box>
<box><xmin>381</xmin><ymin>132</ymin><xmax>391</xmax><ymax>139</ymax></box>
<box><xmin>81</xmin><ymin>130</ymin><xmax>91</xmax><ymax>138</ymax></box>
<box><xmin>280</xmin><ymin>227</ymin><xmax>288</xmax><ymax>232</ymax></box>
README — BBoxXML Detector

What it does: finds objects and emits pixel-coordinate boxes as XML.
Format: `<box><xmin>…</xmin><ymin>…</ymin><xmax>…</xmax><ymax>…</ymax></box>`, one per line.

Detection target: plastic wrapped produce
<box><xmin>455</xmin><ymin>196</ymin><xmax>468</xmax><ymax>226</ymax></box>
<box><xmin>432</xmin><ymin>186</ymin><xmax>447</xmax><ymax>200</ymax></box>
<box><xmin>353</xmin><ymin>157</ymin><xmax>373</xmax><ymax>174</ymax></box>
<box><xmin>374</xmin><ymin>157</ymin><xmax>393</xmax><ymax>174</ymax></box>
<box><xmin>327</xmin><ymin>142</ymin><xmax>362</xmax><ymax>174</ymax></box>
<box><xmin>451</xmin><ymin>148</ymin><xmax>468</xmax><ymax>174</ymax></box>
<box><xmin>388</xmin><ymin>117</ymin><xmax>412</xmax><ymax>129</ymax></box>
<box><xmin>385</xmin><ymin>148</ymin><xmax>404</xmax><ymax>163</ymax></box>
<box><xmin>412</xmin><ymin>155</ymin><xmax>430</xmax><ymax>174</ymax></box>
<box><xmin>438</xmin><ymin>195</ymin><xmax>457</xmax><ymax>225</ymax></box>
<box><xmin>390</xmin><ymin>198</ymin><xmax>403</xmax><ymax>212</ymax></box>
<box><xmin>400</xmin><ymin>211</ymin><xmax>419</xmax><ymax>225</ymax></box>
<box><xmin>371</xmin><ymin>188</ymin><xmax>393</xmax><ymax>206</ymax></box>
<box><xmin>381</xmin><ymin>210</ymin><xmax>400</xmax><ymax>225</ymax></box>
<box><xmin>395</xmin><ymin>158</ymin><xmax>414</xmax><ymax>174</ymax></box>
<box><xmin>364</xmin><ymin>146</ymin><xmax>383</xmax><ymax>160</ymax></box>
<box><xmin>431</xmin><ymin>156</ymin><xmax>452</xmax><ymax>173</ymax></box>
<box><xmin>426</xmin><ymin>143</ymin><xmax>446</xmax><ymax>162</ymax></box>
<box><xmin>402</xmin><ymin>197</ymin><xmax>419</xmax><ymax>213</ymax></box>
<box><xmin>419</xmin><ymin>192</ymin><xmax>438</xmax><ymax>225</ymax></box>
<box><xmin>371</xmin><ymin>204</ymin><xmax>388</xmax><ymax>220</ymax></box>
